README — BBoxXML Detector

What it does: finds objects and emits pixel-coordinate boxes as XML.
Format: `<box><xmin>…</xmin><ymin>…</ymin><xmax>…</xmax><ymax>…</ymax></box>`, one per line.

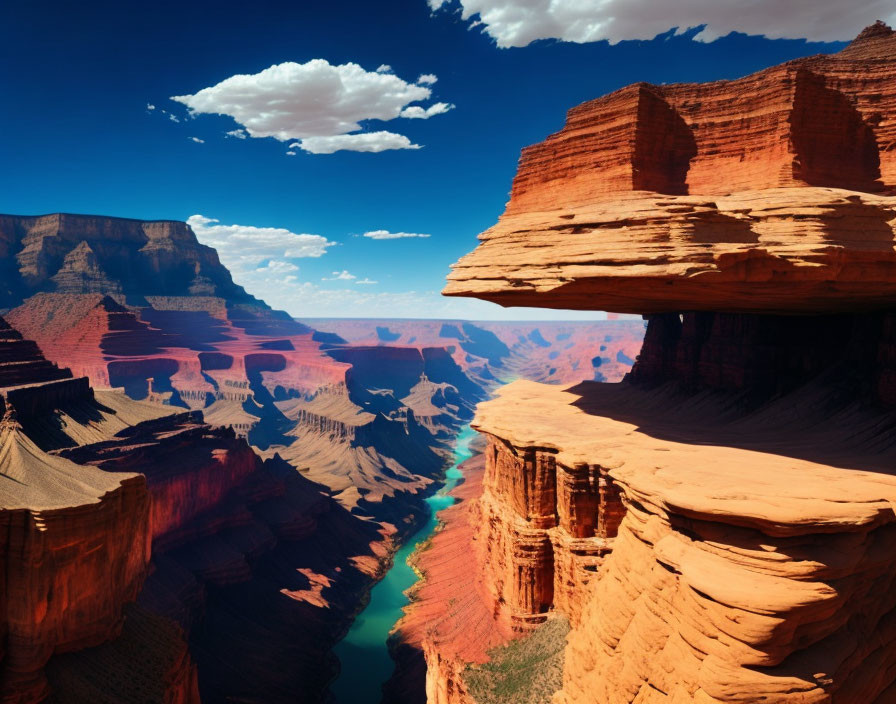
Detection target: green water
<box><xmin>331</xmin><ymin>424</ymin><xmax>477</xmax><ymax>704</ymax></box>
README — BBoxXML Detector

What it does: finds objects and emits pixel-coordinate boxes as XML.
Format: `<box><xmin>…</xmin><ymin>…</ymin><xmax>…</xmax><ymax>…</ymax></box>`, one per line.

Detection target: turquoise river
<box><xmin>330</xmin><ymin>424</ymin><xmax>477</xmax><ymax>703</ymax></box>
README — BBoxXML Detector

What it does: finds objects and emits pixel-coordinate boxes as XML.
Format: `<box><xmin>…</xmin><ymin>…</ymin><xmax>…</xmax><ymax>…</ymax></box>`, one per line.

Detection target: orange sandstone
<box><xmin>429</xmin><ymin>22</ymin><xmax>896</xmax><ymax>704</ymax></box>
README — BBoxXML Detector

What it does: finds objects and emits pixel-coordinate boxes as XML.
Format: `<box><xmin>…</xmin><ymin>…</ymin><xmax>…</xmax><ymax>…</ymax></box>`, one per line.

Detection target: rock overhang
<box><xmin>444</xmin><ymin>24</ymin><xmax>896</xmax><ymax>315</ymax></box>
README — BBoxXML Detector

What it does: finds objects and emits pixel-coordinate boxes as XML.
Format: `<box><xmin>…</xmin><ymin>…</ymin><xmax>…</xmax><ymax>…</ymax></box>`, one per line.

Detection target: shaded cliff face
<box><xmin>420</xmin><ymin>22</ymin><xmax>896</xmax><ymax>704</ymax></box>
<box><xmin>0</xmin><ymin>213</ymin><xmax>254</xmax><ymax>309</ymax></box>
<box><xmin>0</xmin><ymin>317</ymin><xmax>172</xmax><ymax>703</ymax></box>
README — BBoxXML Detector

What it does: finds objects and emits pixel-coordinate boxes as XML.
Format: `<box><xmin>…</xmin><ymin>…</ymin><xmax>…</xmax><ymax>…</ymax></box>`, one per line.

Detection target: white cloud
<box><xmin>286</xmin><ymin>150</ymin><xmax>297</xmax><ymax>155</ymax></box>
<box><xmin>362</xmin><ymin>230</ymin><xmax>431</xmax><ymax>240</ymax></box>
<box><xmin>188</xmin><ymin>216</ymin><xmax>607</xmax><ymax>320</ymax></box>
<box><xmin>171</xmin><ymin>60</ymin><xmax>450</xmax><ymax>153</ymax></box>
<box><xmin>189</xmin><ymin>136</ymin><xmax>205</xmax><ymax>143</ymax></box>
<box><xmin>146</xmin><ymin>103</ymin><xmax>156</xmax><ymax>110</ymax></box>
<box><xmin>417</xmin><ymin>73</ymin><xmax>438</xmax><ymax>85</ymax></box>
<box><xmin>259</xmin><ymin>260</ymin><xmax>300</xmax><ymax>275</ymax></box>
<box><xmin>187</xmin><ymin>214</ymin><xmax>335</xmax><ymax>274</ymax></box>
<box><xmin>376</xmin><ymin>64</ymin><xmax>393</xmax><ymax>73</ymax></box>
<box><xmin>167</xmin><ymin>112</ymin><xmax>180</xmax><ymax>122</ymax></box>
<box><xmin>323</xmin><ymin>270</ymin><xmax>357</xmax><ymax>280</ymax></box>
<box><xmin>225</xmin><ymin>129</ymin><xmax>247</xmax><ymax>139</ymax></box>
<box><xmin>299</xmin><ymin>131</ymin><xmax>421</xmax><ymax>154</ymax></box>
<box><xmin>427</xmin><ymin>0</ymin><xmax>896</xmax><ymax>47</ymax></box>
<box><xmin>400</xmin><ymin>102</ymin><xmax>454</xmax><ymax>119</ymax></box>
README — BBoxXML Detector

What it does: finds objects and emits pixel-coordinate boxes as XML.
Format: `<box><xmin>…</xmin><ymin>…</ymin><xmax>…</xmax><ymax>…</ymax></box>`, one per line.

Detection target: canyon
<box><xmin>6</xmin><ymin>20</ymin><xmax>891</xmax><ymax>704</ymax></box>
<box><xmin>0</xmin><ymin>215</ymin><xmax>632</xmax><ymax>700</ymax></box>
<box><xmin>405</xmin><ymin>21</ymin><xmax>896</xmax><ymax>704</ymax></box>
<box><xmin>0</xmin><ymin>311</ymin><xmax>385</xmax><ymax>703</ymax></box>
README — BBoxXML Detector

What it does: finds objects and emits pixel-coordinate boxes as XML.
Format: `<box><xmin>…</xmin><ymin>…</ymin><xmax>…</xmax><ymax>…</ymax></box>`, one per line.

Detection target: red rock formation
<box><xmin>445</xmin><ymin>26</ymin><xmax>896</xmax><ymax>315</ymax></box>
<box><xmin>0</xmin><ymin>315</ymin><xmax>388</xmax><ymax>704</ymax></box>
<box><xmin>7</xmin><ymin>293</ymin><xmax>346</xmax><ymax>413</ymax></box>
<box><xmin>0</xmin><ymin>414</ymin><xmax>152</xmax><ymax>703</ymax></box>
<box><xmin>0</xmin><ymin>316</ymin><xmax>159</xmax><ymax>703</ymax></box>
<box><xmin>427</xmin><ymin>22</ymin><xmax>896</xmax><ymax>704</ymax></box>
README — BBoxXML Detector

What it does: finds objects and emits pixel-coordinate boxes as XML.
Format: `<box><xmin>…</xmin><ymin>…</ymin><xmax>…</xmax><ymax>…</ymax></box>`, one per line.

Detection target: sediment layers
<box><xmin>0</xmin><ymin>412</ymin><xmax>152</xmax><ymax>703</ymax></box>
<box><xmin>304</xmin><ymin>318</ymin><xmax>644</xmax><ymax>386</ymax></box>
<box><xmin>429</xmin><ymin>22</ymin><xmax>896</xmax><ymax>704</ymax></box>
<box><xmin>444</xmin><ymin>25</ymin><xmax>896</xmax><ymax>315</ymax></box>
<box><xmin>0</xmin><ymin>313</ymin><xmax>163</xmax><ymax>702</ymax></box>
<box><xmin>0</xmin><ymin>315</ymin><xmax>387</xmax><ymax>704</ymax></box>
<box><xmin>7</xmin><ymin>294</ymin><xmax>481</xmax><ymax>533</ymax></box>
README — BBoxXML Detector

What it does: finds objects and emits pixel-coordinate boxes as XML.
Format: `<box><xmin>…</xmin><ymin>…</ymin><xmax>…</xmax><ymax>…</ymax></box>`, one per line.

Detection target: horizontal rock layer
<box><xmin>445</xmin><ymin>187</ymin><xmax>896</xmax><ymax>314</ymax></box>
<box><xmin>0</xmin><ymin>411</ymin><xmax>153</xmax><ymax>702</ymax></box>
<box><xmin>445</xmin><ymin>25</ymin><xmax>896</xmax><ymax>314</ymax></box>
<box><xmin>472</xmin><ymin>316</ymin><xmax>896</xmax><ymax>701</ymax></box>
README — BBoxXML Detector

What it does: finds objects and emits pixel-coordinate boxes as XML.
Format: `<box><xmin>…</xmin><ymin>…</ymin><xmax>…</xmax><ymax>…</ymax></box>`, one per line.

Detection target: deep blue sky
<box><xmin>0</xmin><ymin>1</ymin><xmax>849</xmax><ymax>318</ymax></box>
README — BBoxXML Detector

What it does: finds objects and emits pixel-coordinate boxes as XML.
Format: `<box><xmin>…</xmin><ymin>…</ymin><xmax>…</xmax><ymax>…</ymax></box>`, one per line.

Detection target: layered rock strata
<box><xmin>304</xmin><ymin>318</ymin><xmax>644</xmax><ymax>386</ymax></box>
<box><xmin>6</xmin><ymin>292</ymin><xmax>481</xmax><ymax>533</ymax></box>
<box><xmin>444</xmin><ymin>24</ymin><xmax>896</xmax><ymax>315</ymax></box>
<box><xmin>428</xmin><ymin>22</ymin><xmax>896</xmax><ymax>704</ymax></box>
<box><xmin>0</xmin><ymin>315</ymin><xmax>162</xmax><ymax>702</ymax></box>
<box><xmin>0</xmin><ymin>317</ymin><xmax>385</xmax><ymax>704</ymax></box>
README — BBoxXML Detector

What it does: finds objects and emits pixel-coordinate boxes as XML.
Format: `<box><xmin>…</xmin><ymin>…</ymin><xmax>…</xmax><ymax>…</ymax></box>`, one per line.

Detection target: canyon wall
<box><xmin>0</xmin><ymin>316</ymin><xmax>386</xmax><ymax>704</ymax></box>
<box><xmin>426</xmin><ymin>22</ymin><xmax>896</xmax><ymax>704</ymax></box>
<box><xmin>0</xmin><ymin>214</ymin><xmax>253</xmax><ymax>309</ymax></box>
<box><xmin>444</xmin><ymin>23</ymin><xmax>896</xmax><ymax>315</ymax></box>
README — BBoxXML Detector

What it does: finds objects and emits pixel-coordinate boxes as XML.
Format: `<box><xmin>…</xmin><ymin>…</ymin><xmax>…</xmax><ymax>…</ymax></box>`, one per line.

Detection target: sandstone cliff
<box><xmin>426</xmin><ymin>22</ymin><xmax>896</xmax><ymax>704</ymax></box>
<box><xmin>444</xmin><ymin>22</ymin><xmax>896</xmax><ymax>315</ymax></box>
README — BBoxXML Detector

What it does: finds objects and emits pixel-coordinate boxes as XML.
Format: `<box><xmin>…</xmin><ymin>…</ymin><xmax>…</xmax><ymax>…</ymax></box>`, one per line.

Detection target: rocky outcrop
<box><xmin>0</xmin><ymin>410</ymin><xmax>152</xmax><ymax>703</ymax></box>
<box><xmin>444</xmin><ymin>25</ymin><xmax>896</xmax><ymax>315</ymax></box>
<box><xmin>417</xmin><ymin>330</ymin><xmax>896</xmax><ymax>703</ymax></box>
<box><xmin>427</xmin><ymin>22</ymin><xmax>896</xmax><ymax>704</ymax></box>
<box><xmin>471</xmin><ymin>429</ymin><xmax>620</xmax><ymax>629</ymax></box>
<box><xmin>446</xmin><ymin>188</ymin><xmax>896</xmax><ymax>314</ymax></box>
<box><xmin>0</xmin><ymin>315</ymin><xmax>161</xmax><ymax>703</ymax></box>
